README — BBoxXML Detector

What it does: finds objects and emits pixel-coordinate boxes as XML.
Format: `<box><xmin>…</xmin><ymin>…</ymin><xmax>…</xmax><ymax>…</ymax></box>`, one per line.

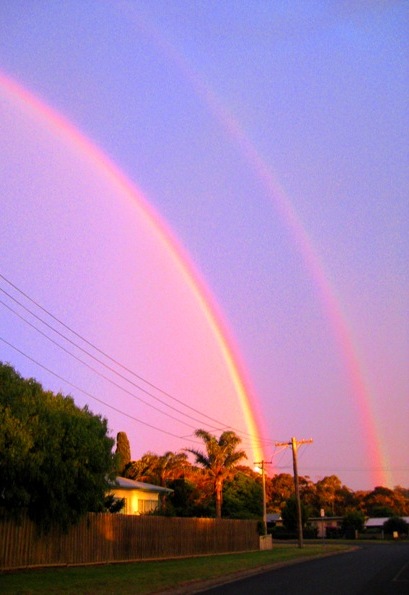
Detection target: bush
<box><xmin>271</xmin><ymin>525</ymin><xmax>296</xmax><ymax>540</ymax></box>
<box><xmin>303</xmin><ymin>526</ymin><xmax>318</xmax><ymax>539</ymax></box>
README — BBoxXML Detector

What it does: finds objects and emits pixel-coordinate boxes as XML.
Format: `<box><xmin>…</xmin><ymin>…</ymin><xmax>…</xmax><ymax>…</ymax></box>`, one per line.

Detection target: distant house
<box><xmin>365</xmin><ymin>517</ymin><xmax>409</xmax><ymax>533</ymax></box>
<box><xmin>111</xmin><ymin>477</ymin><xmax>173</xmax><ymax>515</ymax></box>
<box><xmin>266</xmin><ymin>513</ymin><xmax>282</xmax><ymax>528</ymax></box>
<box><xmin>308</xmin><ymin>516</ymin><xmax>344</xmax><ymax>538</ymax></box>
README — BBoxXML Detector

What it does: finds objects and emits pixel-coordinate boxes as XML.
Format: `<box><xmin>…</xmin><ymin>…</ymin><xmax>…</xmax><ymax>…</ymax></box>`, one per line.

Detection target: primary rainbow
<box><xmin>0</xmin><ymin>71</ymin><xmax>268</xmax><ymax>463</ymax></box>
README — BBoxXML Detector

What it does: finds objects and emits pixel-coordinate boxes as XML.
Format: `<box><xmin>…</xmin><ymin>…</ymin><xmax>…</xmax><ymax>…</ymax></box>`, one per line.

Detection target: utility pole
<box><xmin>254</xmin><ymin>460</ymin><xmax>272</xmax><ymax>535</ymax></box>
<box><xmin>275</xmin><ymin>437</ymin><xmax>313</xmax><ymax>548</ymax></box>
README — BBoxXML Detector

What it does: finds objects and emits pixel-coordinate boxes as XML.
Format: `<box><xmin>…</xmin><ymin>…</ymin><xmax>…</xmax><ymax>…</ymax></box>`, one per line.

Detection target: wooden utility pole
<box><xmin>254</xmin><ymin>460</ymin><xmax>272</xmax><ymax>535</ymax></box>
<box><xmin>275</xmin><ymin>437</ymin><xmax>313</xmax><ymax>548</ymax></box>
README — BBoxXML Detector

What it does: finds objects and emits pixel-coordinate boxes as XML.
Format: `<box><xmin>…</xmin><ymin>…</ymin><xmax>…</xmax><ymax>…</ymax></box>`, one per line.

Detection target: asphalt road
<box><xmin>198</xmin><ymin>543</ymin><xmax>409</xmax><ymax>595</ymax></box>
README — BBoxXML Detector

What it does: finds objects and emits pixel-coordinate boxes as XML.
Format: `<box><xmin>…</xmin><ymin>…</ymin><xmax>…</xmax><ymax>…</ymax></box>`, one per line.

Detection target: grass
<box><xmin>0</xmin><ymin>544</ymin><xmax>351</xmax><ymax>594</ymax></box>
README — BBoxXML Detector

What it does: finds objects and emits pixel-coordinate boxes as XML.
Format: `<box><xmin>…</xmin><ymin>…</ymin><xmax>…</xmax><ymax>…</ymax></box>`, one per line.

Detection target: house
<box><xmin>266</xmin><ymin>513</ymin><xmax>283</xmax><ymax>528</ymax></box>
<box><xmin>308</xmin><ymin>516</ymin><xmax>344</xmax><ymax>538</ymax></box>
<box><xmin>110</xmin><ymin>476</ymin><xmax>173</xmax><ymax>515</ymax></box>
<box><xmin>365</xmin><ymin>516</ymin><xmax>409</xmax><ymax>535</ymax></box>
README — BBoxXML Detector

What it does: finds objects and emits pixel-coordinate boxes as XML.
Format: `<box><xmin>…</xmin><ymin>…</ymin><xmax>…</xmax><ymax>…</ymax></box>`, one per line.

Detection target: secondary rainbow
<box><xmin>130</xmin><ymin>22</ymin><xmax>388</xmax><ymax>486</ymax></box>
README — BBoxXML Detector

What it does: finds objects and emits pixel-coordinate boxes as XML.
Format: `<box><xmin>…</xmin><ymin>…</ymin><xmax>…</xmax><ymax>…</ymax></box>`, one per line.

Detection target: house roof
<box><xmin>309</xmin><ymin>516</ymin><xmax>343</xmax><ymax>521</ymax></box>
<box><xmin>113</xmin><ymin>476</ymin><xmax>173</xmax><ymax>494</ymax></box>
<box><xmin>266</xmin><ymin>513</ymin><xmax>282</xmax><ymax>523</ymax></box>
<box><xmin>365</xmin><ymin>516</ymin><xmax>409</xmax><ymax>527</ymax></box>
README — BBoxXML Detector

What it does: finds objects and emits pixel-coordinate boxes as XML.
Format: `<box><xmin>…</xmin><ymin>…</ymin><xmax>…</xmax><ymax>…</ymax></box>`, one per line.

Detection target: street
<box><xmin>198</xmin><ymin>543</ymin><xmax>409</xmax><ymax>595</ymax></box>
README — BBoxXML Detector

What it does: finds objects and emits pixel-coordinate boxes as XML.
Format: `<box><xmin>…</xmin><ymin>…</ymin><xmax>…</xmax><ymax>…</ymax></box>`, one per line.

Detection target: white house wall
<box><xmin>112</xmin><ymin>488</ymin><xmax>160</xmax><ymax>515</ymax></box>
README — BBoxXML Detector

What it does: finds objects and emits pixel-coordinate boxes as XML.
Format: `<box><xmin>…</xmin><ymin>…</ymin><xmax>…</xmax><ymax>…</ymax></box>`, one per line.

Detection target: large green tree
<box><xmin>0</xmin><ymin>363</ymin><xmax>116</xmax><ymax>531</ymax></box>
<box><xmin>186</xmin><ymin>429</ymin><xmax>246</xmax><ymax>518</ymax></box>
<box><xmin>222</xmin><ymin>467</ymin><xmax>263</xmax><ymax>519</ymax></box>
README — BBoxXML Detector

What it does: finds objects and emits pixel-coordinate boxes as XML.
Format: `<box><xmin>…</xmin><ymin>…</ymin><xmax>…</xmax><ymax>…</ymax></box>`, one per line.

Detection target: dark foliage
<box><xmin>163</xmin><ymin>478</ymin><xmax>212</xmax><ymax>517</ymax></box>
<box><xmin>342</xmin><ymin>511</ymin><xmax>365</xmax><ymax>538</ymax></box>
<box><xmin>115</xmin><ymin>432</ymin><xmax>131</xmax><ymax>474</ymax></box>
<box><xmin>222</xmin><ymin>470</ymin><xmax>262</xmax><ymax>519</ymax></box>
<box><xmin>0</xmin><ymin>363</ymin><xmax>116</xmax><ymax>531</ymax></box>
<box><xmin>101</xmin><ymin>494</ymin><xmax>126</xmax><ymax>513</ymax></box>
<box><xmin>281</xmin><ymin>495</ymin><xmax>310</xmax><ymax>531</ymax></box>
<box><xmin>383</xmin><ymin>516</ymin><xmax>409</xmax><ymax>536</ymax></box>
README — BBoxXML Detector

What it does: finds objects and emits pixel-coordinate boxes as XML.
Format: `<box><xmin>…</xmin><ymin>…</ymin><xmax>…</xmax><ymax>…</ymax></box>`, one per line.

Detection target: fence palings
<box><xmin>0</xmin><ymin>513</ymin><xmax>259</xmax><ymax>570</ymax></box>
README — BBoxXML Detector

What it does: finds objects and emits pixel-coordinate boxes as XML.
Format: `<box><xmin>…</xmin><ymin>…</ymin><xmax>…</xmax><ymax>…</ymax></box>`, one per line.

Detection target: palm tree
<box><xmin>186</xmin><ymin>429</ymin><xmax>246</xmax><ymax>518</ymax></box>
<box><xmin>123</xmin><ymin>452</ymin><xmax>160</xmax><ymax>483</ymax></box>
<box><xmin>124</xmin><ymin>451</ymin><xmax>188</xmax><ymax>486</ymax></box>
<box><xmin>156</xmin><ymin>451</ymin><xmax>189</xmax><ymax>487</ymax></box>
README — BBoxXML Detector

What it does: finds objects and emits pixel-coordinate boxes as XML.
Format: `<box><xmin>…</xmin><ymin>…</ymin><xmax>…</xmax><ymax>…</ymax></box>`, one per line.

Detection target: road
<box><xmin>198</xmin><ymin>543</ymin><xmax>409</xmax><ymax>595</ymax></box>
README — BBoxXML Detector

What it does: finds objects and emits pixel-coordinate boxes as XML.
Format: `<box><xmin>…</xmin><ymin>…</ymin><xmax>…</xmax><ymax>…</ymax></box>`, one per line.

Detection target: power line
<box><xmin>0</xmin><ymin>276</ymin><xmax>231</xmax><ymax>424</ymax></box>
<box><xmin>0</xmin><ymin>273</ymin><xmax>276</xmax><ymax>447</ymax></box>
<box><xmin>0</xmin><ymin>297</ymin><xmax>262</xmax><ymax>450</ymax></box>
<box><xmin>0</xmin><ymin>336</ymin><xmax>193</xmax><ymax>441</ymax></box>
<box><xmin>0</xmin><ymin>298</ymin><xmax>225</xmax><ymax>432</ymax></box>
<box><xmin>0</xmin><ymin>287</ymin><xmax>226</xmax><ymax>428</ymax></box>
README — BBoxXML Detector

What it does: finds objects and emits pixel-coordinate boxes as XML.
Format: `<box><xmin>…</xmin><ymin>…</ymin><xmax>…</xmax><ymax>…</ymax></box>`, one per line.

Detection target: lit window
<box><xmin>137</xmin><ymin>499</ymin><xmax>158</xmax><ymax>514</ymax></box>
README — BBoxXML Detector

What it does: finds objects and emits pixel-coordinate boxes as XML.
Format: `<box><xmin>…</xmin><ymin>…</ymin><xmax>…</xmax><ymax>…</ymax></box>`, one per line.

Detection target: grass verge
<box><xmin>0</xmin><ymin>544</ymin><xmax>351</xmax><ymax>594</ymax></box>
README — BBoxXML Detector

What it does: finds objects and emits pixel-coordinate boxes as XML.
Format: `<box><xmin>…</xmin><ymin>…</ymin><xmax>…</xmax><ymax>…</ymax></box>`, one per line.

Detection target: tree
<box><xmin>334</xmin><ymin>485</ymin><xmax>358</xmax><ymax>516</ymax></box>
<box><xmin>222</xmin><ymin>467</ymin><xmax>263</xmax><ymax>519</ymax></box>
<box><xmin>124</xmin><ymin>451</ymin><xmax>160</xmax><ymax>483</ymax></box>
<box><xmin>124</xmin><ymin>451</ymin><xmax>188</xmax><ymax>486</ymax></box>
<box><xmin>363</xmin><ymin>486</ymin><xmax>405</xmax><ymax>517</ymax></box>
<box><xmin>115</xmin><ymin>432</ymin><xmax>131</xmax><ymax>474</ymax></box>
<box><xmin>315</xmin><ymin>475</ymin><xmax>342</xmax><ymax>515</ymax></box>
<box><xmin>299</xmin><ymin>475</ymin><xmax>317</xmax><ymax>512</ymax></box>
<box><xmin>342</xmin><ymin>511</ymin><xmax>365</xmax><ymax>538</ymax></box>
<box><xmin>394</xmin><ymin>486</ymin><xmax>409</xmax><ymax>504</ymax></box>
<box><xmin>391</xmin><ymin>487</ymin><xmax>409</xmax><ymax>515</ymax></box>
<box><xmin>269</xmin><ymin>473</ymin><xmax>295</xmax><ymax>512</ymax></box>
<box><xmin>281</xmin><ymin>496</ymin><xmax>309</xmax><ymax>532</ymax></box>
<box><xmin>0</xmin><ymin>363</ymin><xmax>116</xmax><ymax>531</ymax></box>
<box><xmin>186</xmin><ymin>429</ymin><xmax>246</xmax><ymax>518</ymax></box>
<box><xmin>164</xmin><ymin>476</ymin><xmax>212</xmax><ymax>518</ymax></box>
<box><xmin>383</xmin><ymin>516</ymin><xmax>409</xmax><ymax>537</ymax></box>
<box><xmin>155</xmin><ymin>451</ymin><xmax>190</xmax><ymax>487</ymax></box>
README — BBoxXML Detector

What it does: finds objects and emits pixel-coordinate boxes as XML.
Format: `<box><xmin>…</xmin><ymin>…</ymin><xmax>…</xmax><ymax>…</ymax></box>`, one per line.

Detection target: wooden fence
<box><xmin>0</xmin><ymin>514</ymin><xmax>259</xmax><ymax>570</ymax></box>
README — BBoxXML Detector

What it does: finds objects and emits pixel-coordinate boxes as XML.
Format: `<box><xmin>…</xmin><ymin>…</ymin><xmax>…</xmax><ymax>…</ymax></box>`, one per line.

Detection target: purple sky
<box><xmin>1</xmin><ymin>1</ymin><xmax>408</xmax><ymax>491</ymax></box>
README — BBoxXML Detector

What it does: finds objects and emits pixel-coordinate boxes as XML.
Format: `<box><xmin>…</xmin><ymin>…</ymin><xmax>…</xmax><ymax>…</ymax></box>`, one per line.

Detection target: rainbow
<box><xmin>0</xmin><ymin>71</ymin><xmax>268</xmax><ymax>463</ymax></box>
<box><xmin>164</xmin><ymin>54</ymin><xmax>388</xmax><ymax>485</ymax></box>
<box><xmin>118</xmin><ymin>15</ymin><xmax>388</xmax><ymax>486</ymax></box>
<box><xmin>228</xmin><ymin>128</ymin><xmax>388</xmax><ymax>486</ymax></box>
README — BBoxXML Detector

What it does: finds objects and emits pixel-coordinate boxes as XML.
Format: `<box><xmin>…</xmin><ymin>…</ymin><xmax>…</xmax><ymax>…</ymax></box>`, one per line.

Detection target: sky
<box><xmin>0</xmin><ymin>1</ymin><xmax>408</xmax><ymax>491</ymax></box>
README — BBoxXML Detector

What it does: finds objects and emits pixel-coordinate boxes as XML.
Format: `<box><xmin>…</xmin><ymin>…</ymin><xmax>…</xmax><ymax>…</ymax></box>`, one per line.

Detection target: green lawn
<box><xmin>0</xmin><ymin>544</ymin><xmax>350</xmax><ymax>594</ymax></box>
